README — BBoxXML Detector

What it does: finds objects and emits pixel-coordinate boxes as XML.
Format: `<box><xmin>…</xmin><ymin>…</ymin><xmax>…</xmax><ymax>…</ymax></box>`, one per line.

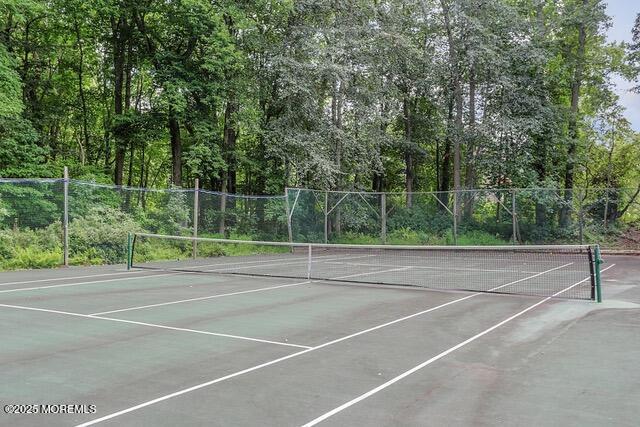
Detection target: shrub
<box><xmin>1</xmin><ymin>247</ymin><xmax>61</xmax><ymax>270</ymax></box>
<box><xmin>69</xmin><ymin>206</ymin><xmax>141</xmax><ymax>264</ymax></box>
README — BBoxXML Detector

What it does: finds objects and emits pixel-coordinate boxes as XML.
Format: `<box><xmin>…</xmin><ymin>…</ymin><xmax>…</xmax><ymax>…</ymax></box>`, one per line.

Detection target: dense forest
<box><xmin>1</xmin><ymin>0</ymin><xmax>640</xmax><ymax>269</ymax></box>
<box><xmin>2</xmin><ymin>0</ymin><xmax>639</xmax><ymax>195</ymax></box>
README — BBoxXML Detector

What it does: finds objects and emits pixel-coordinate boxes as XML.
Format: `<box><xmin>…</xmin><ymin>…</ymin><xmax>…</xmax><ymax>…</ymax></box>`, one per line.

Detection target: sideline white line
<box><xmin>0</xmin><ymin>303</ymin><xmax>309</xmax><ymax>349</ymax></box>
<box><xmin>90</xmin><ymin>281</ymin><xmax>312</xmax><ymax>316</ymax></box>
<box><xmin>301</xmin><ymin>263</ymin><xmax>617</xmax><ymax>426</ymax></box>
<box><xmin>73</xmin><ymin>263</ymin><xmax>573</xmax><ymax>426</ymax></box>
<box><xmin>0</xmin><ymin>269</ymin><xmax>149</xmax><ymax>287</ymax></box>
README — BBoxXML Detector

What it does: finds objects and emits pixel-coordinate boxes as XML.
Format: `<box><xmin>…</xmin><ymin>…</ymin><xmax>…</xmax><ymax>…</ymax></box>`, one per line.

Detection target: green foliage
<box><xmin>0</xmin><ymin>185</ymin><xmax>62</xmax><ymax>228</ymax></box>
<box><xmin>69</xmin><ymin>206</ymin><xmax>141</xmax><ymax>264</ymax></box>
<box><xmin>0</xmin><ymin>225</ymin><xmax>62</xmax><ymax>270</ymax></box>
<box><xmin>0</xmin><ymin>46</ymin><xmax>23</xmax><ymax>119</ymax></box>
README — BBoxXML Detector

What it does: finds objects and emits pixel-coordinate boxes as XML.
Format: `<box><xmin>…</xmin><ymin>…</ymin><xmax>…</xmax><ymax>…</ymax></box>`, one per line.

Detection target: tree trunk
<box><xmin>168</xmin><ymin>107</ymin><xmax>182</xmax><ymax>187</ymax></box>
<box><xmin>112</xmin><ymin>15</ymin><xmax>127</xmax><ymax>186</ymax></box>
<box><xmin>403</xmin><ymin>97</ymin><xmax>414</xmax><ymax>207</ymax></box>
<box><xmin>463</xmin><ymin>64</ymin><xmax>477</xmax><ymax>220</ymax></box>
<box><xmin>437</xmin><ymin>98</ymin><xmax>454</xmax><ymax>210</ymax></box>
<box><xmin>561</xmin><ymin>0</ymin><xmax>587</xmax><ymax>227</ymax></box>
<box><xmin>74</xmin><ymin>19</ymin><xmax>90</xmax><ymax>159</ymax></box>
<box><xmin>440</xmin><ymin>0</ymin><xmax>463</xmax><ymax>222</ymax></box>
<box><xmin>330</xmin><ymin>81</ymin><xmax>344</xmax><ymax>236</ymax></box>
<box><xmin>223</xmin><ymin>100</ymin><xmax>238</xmax><ymax>194</ymax></box>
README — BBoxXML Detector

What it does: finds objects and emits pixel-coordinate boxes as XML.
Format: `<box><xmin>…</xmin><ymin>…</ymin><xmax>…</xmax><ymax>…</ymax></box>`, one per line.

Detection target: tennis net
<box><xmin>128</xmin><ymin>233</ymin><xmax>602</xmax><ymax>300</ymax></box>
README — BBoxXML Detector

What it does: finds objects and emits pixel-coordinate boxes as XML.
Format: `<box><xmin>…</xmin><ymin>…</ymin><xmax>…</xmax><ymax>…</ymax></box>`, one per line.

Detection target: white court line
<box><xmin>0</xmin><ymin>253</ymin><xmax>373</xmax><ymax>295</ymax></box>
<box><xmin>0</xmin><ymin>303</ymin><xmax>310</xmax><ymax>349</ymax></box>
<box><xmin>0</xmin><ymin>252</ymin><xmax>325</xmax><ymax>288</ymax></box>
<box><xmin>73</xmin><ymin>263</ymin><xmax>574</xmax><ymax>426</ymax></box>
<box><xmin>301</xmin><ymin>263</ymin><xmax>617</xmax><ymax>426</ymax></box>
<box><xmin>0</xmin><ymin>269</ymin><xmax>150</xmax><ymax>287</ymax></box>
<box><xmin>0</xmin><ymin>272</ymin><xmax>186</xmax><ymax>294</ymax></box>
<box><xmin>196</xmin><ymin>254</ymin><xmax>374</xmax><ymax>274</ymax></box>
<box><xmin>90</xmin><ymin>281</ymin><xmax>312</xmax><ymax>316</ymax></box>
<box><xmin>325</xmin><ymin>261</ymin><xmax>541</xmax><ymax>274</ymax></box>
<box><xmin>330</xmin><ymin>267</ymin><xmax>413</xmax><ymax>281</ymax></box>
<box><xmin>89</xmin><ymin>254</ymin><xmax>376</xmax><ymax>316</ymax></box>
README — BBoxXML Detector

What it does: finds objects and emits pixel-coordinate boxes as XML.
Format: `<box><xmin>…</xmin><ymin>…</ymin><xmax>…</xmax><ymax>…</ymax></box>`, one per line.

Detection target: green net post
<box><xmin>127</xmin><ymin>232</ymin><xmax>133</xmax><ymax>270</ymax></box>
<box><xmin>594</xmin><ymin>245</ymin><xmax>603</xmax><ymax>303</ymax></box>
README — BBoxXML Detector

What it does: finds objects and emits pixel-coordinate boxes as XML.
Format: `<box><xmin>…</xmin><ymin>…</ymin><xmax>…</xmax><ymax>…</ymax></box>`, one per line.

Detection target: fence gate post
<box><xmin>324</xmin><ymin>191</ymin><xmax>329</xmax><ymax>244</ymax></box>
<box><xmin>284</xmin><ymin>188</ymin><xmax>293</xmax><ymax>244</ymax></box>
<box><xmin>381</xmin><ymin>193</ymin><xmax>387</xmax><ymax>244</ymax></box>
<box><xmin>512</xmin><ymin>189</ymin><xmax>517</xmax><ymax>244</ymax></box>
<box><xmin>63</xmin><ymin>166</ymin><xmax>69</xmax><ymax>267</ymax></box>
<box><xmin>452</xmin><ymin>191</ymin><xmax>458</xmax><ymax>245</ymax></box>
<box><xmin>192</xmin><ymin>178</ymin><xmax>199</xmax><ymax>258</ymax></box>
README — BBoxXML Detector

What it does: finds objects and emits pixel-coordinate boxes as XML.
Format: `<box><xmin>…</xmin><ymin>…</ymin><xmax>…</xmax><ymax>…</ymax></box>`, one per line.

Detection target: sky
<box><xmin>606</xmin><ymin>0</ymin><xmax>640</xmax><ymax>130</ymax></box>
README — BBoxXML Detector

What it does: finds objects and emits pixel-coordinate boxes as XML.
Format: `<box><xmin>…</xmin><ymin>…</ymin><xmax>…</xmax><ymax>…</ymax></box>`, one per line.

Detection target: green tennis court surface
<box><xmin>0</xmin><ymin>255</ymin><xmax>638</xmax><ymax>426</ymax></box>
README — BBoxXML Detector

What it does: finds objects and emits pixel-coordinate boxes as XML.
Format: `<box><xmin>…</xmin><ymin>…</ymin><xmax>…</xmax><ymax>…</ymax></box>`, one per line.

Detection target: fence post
<box><xmin>192</xmin><ymin>178</ymin><xmax>199</xmax><ymax>258</ymax></box>
<box><xmin>452</xmin><ymin>191</ymin><xmax>458</xmax><ymax>245</ymax></box>
<box><xmin>381</xmin><ymin>193</ymin><xmax>387</xmax><ymax>244</ymax></box>
<box><xmin>512</xmin><ymin>189</ymin><xmax>517</xmax><ymax>244</ymax></box>
<box><xmin>63</xmin><ymin>166</ymin><xmax>69</xmax><ymax>267</ymax></box>
<box><xmin>324</xmin><ymin>191</ymin><xmax>329</xmax><ymax>244</ymax></box>
<box><xmin>127</xmin><ymin>232</ymin><xmax>133</xmax><ymax>270</ymax></box>
<box><xmin>284</xmin><ymin>188</ymin><xmax>293</xmax><ymax>244</ymax></box>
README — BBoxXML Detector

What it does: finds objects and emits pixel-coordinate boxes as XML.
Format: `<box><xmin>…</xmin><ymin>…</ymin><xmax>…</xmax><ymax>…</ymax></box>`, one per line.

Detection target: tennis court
<box><xmin>0</xmin><ymin>239</ymin><xmax>638</xmax><ymax>426</ymax></box>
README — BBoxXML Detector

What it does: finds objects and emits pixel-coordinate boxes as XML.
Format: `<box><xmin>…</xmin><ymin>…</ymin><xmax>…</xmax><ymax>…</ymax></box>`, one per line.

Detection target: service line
<box><xmin>74</xmin><ymin>262</ymin><xmax>577</xmax><ymax>426</ymax></box>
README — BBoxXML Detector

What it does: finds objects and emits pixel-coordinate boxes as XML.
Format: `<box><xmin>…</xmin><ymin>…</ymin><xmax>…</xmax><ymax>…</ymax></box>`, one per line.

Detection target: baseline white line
<box><xmin>330</xmin><ymin>267</ymin><xmax>413</xmax><ymax>280</ymax></box>
<box><xmin>196</xmin><ymin>254</ymin><xmax>374</xmax><ymax>274</ymax></box>
<box><xmin>325</xmin><ymin>261</ymin><xmax>542</xmax><ymax>274</ymax></box>
<box><xmin>73</xmin><ymin>263</ymin><xmax>571</xmax><ymax>426</ymax></box>
<box><xmin>89</xmin><ymin>254</ymin><xmax>376</xmax><ymax>316</ymax></box>
<box><xmin>0</xmin><ymin>269</ymin><xmax>150</xmax><ymax>287</ymax></box>
<box><xmin>0</xmin><ymin>303</ymin><xmax>309</xmax><ymax>349</ymax></box>
<box><xmin>0</xmin><ymin>254</ymin><xmax>372</xmax><ymax>295</ymax></box>
<box><xmin>301</xmin><ymin>263</ymin><xmax>617</xmax><ymax>426</ymax></box>
<box><xmin>156</xmin><ymin>252</ymin><xmax>367</xmax><ymax>271</ymax></box>
<box><xmin>0</xmin><ymin>272</ymin><xmax>186</xmax><ymax>294</ymax></box>
<box><xmin>90</xmin><ymin>281</ymin><xmax>311</xmax><ymax>316</ymax></box>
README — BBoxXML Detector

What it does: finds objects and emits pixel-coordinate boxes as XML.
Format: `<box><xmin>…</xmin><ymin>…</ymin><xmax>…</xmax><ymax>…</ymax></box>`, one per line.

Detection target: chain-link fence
<box><xmin>285</xmin><ymin>187</ymin><xmax>640</xmax><ymax>247</ymax></box>
<box><xmin>0</xmin><ymin>176</ymin><xmax>638</xmax><ymax>270</ymax></box>
<box><xmin>0</xmin><ymin>174</ymin><xmax>289</xmax><ymax>269</ymax></box>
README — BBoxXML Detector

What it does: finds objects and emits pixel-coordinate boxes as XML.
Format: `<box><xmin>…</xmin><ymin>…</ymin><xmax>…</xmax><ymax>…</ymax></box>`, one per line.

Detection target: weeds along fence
<box><xmin>0</xmin><ymin>171</ymin><xmax>638</xmax><ymax>269</ymax></box>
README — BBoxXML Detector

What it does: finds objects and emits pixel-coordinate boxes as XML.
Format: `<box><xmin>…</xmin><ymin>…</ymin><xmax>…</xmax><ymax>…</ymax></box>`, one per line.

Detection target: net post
<box><xmin>511</xmin><ymin>189</ymin><xmax>517</xmax><ymax>244</ymax></box>
<box><xmin>324</xmin><ymin>191</ymin><xmax>329</xmax><ymax>244</ymax></box>
<box><xmin>63</xmin><ymin>166</ymin><xmax>69</xmax><ymax>267</ymax></box>
<box><xmin>192</xmin><ymin>178</ymin><xmax>199</xmax><ymax>258</ymax></box>
<box><xmin>126</xmin><ymin>232</ymin><xmax>133</xmax><ymax>270</ymax></box>
<box><xmin>381</xmin><ymin>193</ymin><xmax>387</xmax><ymax>244</ymax></box>
<box><xmin>594</xmin><ymin>245</ymin><xmax>603</xmax><ymax>303</ymax></box>
<box><xmin>284</xmin><ymin>188</ymin><xmax>293</xmax><ymax>245</ymax></box>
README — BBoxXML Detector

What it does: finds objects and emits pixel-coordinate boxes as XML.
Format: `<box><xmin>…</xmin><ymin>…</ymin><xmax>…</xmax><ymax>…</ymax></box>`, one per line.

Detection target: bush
<box><xmin>1</xmin><ymin>247</ymin><xmax>61</xmax><ymax>269</ymax></box>
<box><xmin>0</xmin><ymin>225</ymin><xmax>62</xmax><ymax>270</ymax></box>
<box><xmin>69</xmin><ymin>206</ymin><xmax>141</xmax><ymax>264</ymax></box>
